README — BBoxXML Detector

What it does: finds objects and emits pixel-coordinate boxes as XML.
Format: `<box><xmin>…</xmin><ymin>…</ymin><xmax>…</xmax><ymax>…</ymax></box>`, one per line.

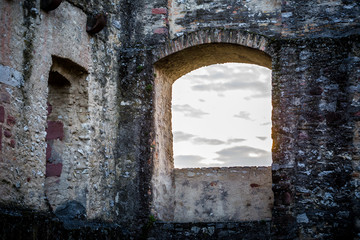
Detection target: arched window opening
<box><xmin>152</xmin><ymin>42</ymin><xmax>273</xmax><ymax>222</ymax></box>
<box><xmin>172</xmin><ymin>63</ymin><xmax>272</xmax><ymax>169</ymax></box>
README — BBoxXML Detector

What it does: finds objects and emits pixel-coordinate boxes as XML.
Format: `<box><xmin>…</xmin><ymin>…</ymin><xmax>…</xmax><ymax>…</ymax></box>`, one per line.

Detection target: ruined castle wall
<box><xmin>269</xmin><ymin>36</ymin><xmax>360</xmax><ymax>239</ymax></box>
<box><xmin>168</xmin><ymin>0</ymin><xmax>281</xmax><ymax>39</ymax></box>
<box><xmin>167</xmin><ymin>0</ymin><xmax>359</xmax><ymax>39</ymax></box>
<box><xmin>0</xmin><ymin>0</ymin><xmax>122</xmax><ymax>221</ymax></box>
<box><xmin>0</xmin><ymin>0</ymin><xmax>93</xmax><ymax>211</ymax></box>
<box><xmin>0</xmin><ymin>0</ymin><xmax>360</xmax><ymax>239</ymax></box>
<box><xmin>174</xmin><ymin>167</ymin><xmax>273</xmax><ymax>222</ymax></box>
<box><xmin>350</xmin><ymin>38</ymin><xmax>360</xmax><ymax>236</ymax></box>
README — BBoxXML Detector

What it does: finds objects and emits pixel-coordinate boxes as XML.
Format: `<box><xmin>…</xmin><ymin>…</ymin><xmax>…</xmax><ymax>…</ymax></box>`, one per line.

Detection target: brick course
<box><xmin>46</xmin><ymin>121</ymin><xmax>64</xmax><ymax>141</ymax></box>
<box><xmin>152</xmin><ymin>8</ymin><xmax>167</xmax><ymax>15</ymax></box>
<box><xmin>45</xmin><ymin>163</ymin><xmax>63</xmax><ymax>177</ymax></box>
<box><xmin>6</xmin><ymin>116</ymin><xmax>15</xmax><ymax>126</ymax></box>
<box><xmin>0</xmin><ymin>106</ymin><xmax>4</xmax><ymax>123</ymax></box>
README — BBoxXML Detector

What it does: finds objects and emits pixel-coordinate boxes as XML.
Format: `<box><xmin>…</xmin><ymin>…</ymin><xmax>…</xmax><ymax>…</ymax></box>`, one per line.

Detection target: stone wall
<box><xmin>167</xmin><ymin>0</ymin><xmax>359</xmax><ymax>39</ymax></box>
<box><xmin>168</xmin><ymin>0</ymin><xmax>281</xmax><ymax>38</ymax></box>
<box><xmin>0</xmin><ymin>67</ymin><xmax>24</xmax><ymax>204</ymax></box>
<box><xmin>270</xmin><ymin>37</ymin><xmax>359</xmax><ymax>239</ymax></box>
<box><xmin>174</xmin><ymin>167</ymin><xmax>273</xmax><ymax>222</ymax></box>
<box><xmin>0</xmin><ymin>0</ymin><xmax>359</xmax><ymax>239</ymax></box>
<box><xmin>0</xmin><ymin>0</ymin><xmax>115</xmax><ymax>220</ymax></box>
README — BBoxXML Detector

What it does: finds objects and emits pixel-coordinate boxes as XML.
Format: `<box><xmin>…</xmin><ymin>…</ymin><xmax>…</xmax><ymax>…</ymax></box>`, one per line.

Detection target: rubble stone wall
<box><xmin>0</xmin><ymin>0</ymin><xmax>359</xmax><ymax>239</ymax></box>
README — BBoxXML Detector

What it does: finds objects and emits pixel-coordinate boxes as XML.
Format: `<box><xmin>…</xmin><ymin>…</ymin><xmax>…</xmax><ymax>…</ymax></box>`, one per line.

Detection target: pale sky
<box><xmin>172</xmin><ymin>63</ymin><xmax>272</xmax><ymax>168</ymax></box>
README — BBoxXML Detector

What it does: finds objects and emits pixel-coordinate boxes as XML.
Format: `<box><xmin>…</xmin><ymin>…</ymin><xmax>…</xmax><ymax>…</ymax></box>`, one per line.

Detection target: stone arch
<box><xmin>151</xmin><ymin>29</ymin><xmax>274</xmax><ymax>221</ymax></box>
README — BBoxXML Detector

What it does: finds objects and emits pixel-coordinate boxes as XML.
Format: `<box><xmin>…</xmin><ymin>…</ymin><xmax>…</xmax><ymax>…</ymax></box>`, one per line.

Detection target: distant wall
<box><xmin>174</xmin><ymin>167</ymin><xmax>273</xmax><ymax>222</ymax></box>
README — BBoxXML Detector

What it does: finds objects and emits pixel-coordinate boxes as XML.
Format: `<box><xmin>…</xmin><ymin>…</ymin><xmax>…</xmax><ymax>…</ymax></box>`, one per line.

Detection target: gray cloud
<box><xmin>184</xmin><ymin>64</ymin><xmax>270</xmax><ymax>83</ymax></box>
<box><xmin>261</xmin><ymin>122</ymin><xmax>271</xmax><ymax>126</ymax></box>
<box><xmin>172</xmin><ymin>104</ymin><xmax>209</xmax><ymax>118</ymax></box>
<box><xmin>173</xmin><ymin>132</ymin><xmax>227</xmax><ymax>146</ymax></box>
<box><xmin>186</xmin><ymin>64</ymin><xmax>271</xmax><ymax>99</ymax></box>
<box><xmin>174</xmin><ymin>155</ymin><xmax>205</xmax><ymax>168</ymax></box>
<box><xmin>173</xmin><ymin>131</ymin><xmax>195</xmax><ymax>142</ymax></box>
<box><xmin>192</xmin><ymin>137</ymin><xmax>225</xmax><ymax>145</ymax></box>
<box><xmin>256</xmin><ymin>136</ymin><xmax>267</xmax><ymax>141</ymax></box>
<box><xmin>244</xmin><ymin>91</ymin><xmax>271</xmax><ymax>100</ymax></box>
<box><xmin>234</xmin><ymin>111</ymin><xmax>252</xmax><ymax>120</ymax></box>
<box><xmin>215</xmin><ymin>146</ymin><xmax>271</xmax><ymax>166</ymax></box>
<box><xmin>227</xmin><ymin>138</ymin><xmax>246</xmax><ymax>144</ymax></box>
<box><xmin>191</xmin><ymin>72</ymin><xmax>269</xmax><ymax>93</ymax></box>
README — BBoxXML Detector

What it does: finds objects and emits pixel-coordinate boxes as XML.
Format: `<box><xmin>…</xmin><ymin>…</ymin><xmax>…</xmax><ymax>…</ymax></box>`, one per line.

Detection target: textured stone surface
<box><xmin>174</xmin><ymin>167</ymin><xmax>273</xmax><ymax>222</ymax></box>
<box><xmin>0</xmin><ymin>64</ymin><xmax>24</xmax><ymax>87</ymax></box>
<box><xmin>0</xmin><ymin>106</ymin><xmax>4</xmax><ymax>123</ymax></box>
<box><xmin>0</xmin><ymin>0</ymin><xmax>359</xmax><ymax>239</ymax></box>
<box><xmin>46</xmin><ymin>163</ymin><xmax>63</xmax><ymax>177</ymax></box>
<box><xmin>46</xmin><ymin>121</ymin><xmax>64</xmax><ymax>141</ymax></box>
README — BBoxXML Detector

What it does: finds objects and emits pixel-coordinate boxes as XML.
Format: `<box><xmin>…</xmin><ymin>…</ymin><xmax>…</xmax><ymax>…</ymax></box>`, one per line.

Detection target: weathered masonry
<box><xmin>0</xmin><ymin>0</ymin><xmax>359</xmax><ymax>239</ymax></box>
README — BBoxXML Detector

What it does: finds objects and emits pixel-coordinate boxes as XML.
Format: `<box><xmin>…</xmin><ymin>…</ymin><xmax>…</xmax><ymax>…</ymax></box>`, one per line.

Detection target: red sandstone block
<box><xmin>299</xmin><ymin>131</ymin><xmax>308</xmax><ymax>140</ymax></box>
<box><xmin>0</xmin><ymin>92</ymin><xmax>10</xmax><ymax>103</ymax></box>
<box><xmin>0</xmin><ymin>106</ymin><xmax>4</xmax><ymax>123</ymax></box>
<box><xmin>283</xmin><ymin>192</ymin><xmax>292</xmax><ymax>205</ymax></box>
<box><xmin>152</xmin><ymin>8</ymin><xmax>167</xmax><ymax>15</ymax></box>
<box><xmin>47</xmin><ymin>102</ymin><xmax>52</xmax><ymax>116</ymax></box>
<box><xmin>7</xmin><ymin>115</ymin><xmax>16</xmax><ymax>126</ymax></box>
<box><xmin>9</xmin><ymin>139</ymin><xmax>15</xmax><ymax>148</ymax></box>
<box><xmin>154</xmin><ymin>27</ymin><xmax>168</xmax><ymax>34</ymax></box>
<box><xmin>4</xmin><ymin>130</ymin><xmax>11</xmax><ymax>138</ymax></box>
<box><xmin>46</xmin><ymin>163</ymin><xmax>63</xmax><ymax>177</ymax></box>
<box><xmin>46</xmin><ymin>121</ymin><xmax>64</xmax><ymax>140</ymax></box>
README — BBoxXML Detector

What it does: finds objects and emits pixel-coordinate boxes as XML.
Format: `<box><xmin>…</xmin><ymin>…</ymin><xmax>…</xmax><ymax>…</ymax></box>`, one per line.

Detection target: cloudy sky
<box><xmin>172</xmin><ymin>63</ymin><xmax>272</xmax><ymax>168</ymax></box>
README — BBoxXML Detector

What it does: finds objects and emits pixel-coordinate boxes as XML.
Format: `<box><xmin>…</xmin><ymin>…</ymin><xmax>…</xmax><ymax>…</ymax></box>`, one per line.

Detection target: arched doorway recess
<box><xmin>152</xmin><ymin>31</ymin><xmax>273</xmax><ymax>221</ymax></box>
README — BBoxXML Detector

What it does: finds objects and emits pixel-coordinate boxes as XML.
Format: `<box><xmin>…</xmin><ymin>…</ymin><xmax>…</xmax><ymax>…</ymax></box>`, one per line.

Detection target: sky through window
<box><xmin>172</xmin><ymin>63</ymin><xmax>272</xmax><ymax>168</ymax></box>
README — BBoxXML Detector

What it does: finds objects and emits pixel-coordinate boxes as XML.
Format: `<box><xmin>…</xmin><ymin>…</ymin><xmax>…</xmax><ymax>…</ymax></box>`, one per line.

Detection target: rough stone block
<box><xmin>46</xmin><ymin>163</ymin><xmax>63</xmax><ymax>177</ymax></box>
<box><xmin>46</xmin><ymin>121</ymin><xmax>64</xmax><ymax>140</ymax></box>
<box><xmin>0</xmin><ymin>106</ymin><xmax>4</xmax><ymax>123</ymax></box>
<box><xmin>0</xmin><ymin>64</ymin><xmax>24</xmax><ymax>87</ymax></box>
<box><xmin>152</xmin><ymin>8</ymin><xmax>167</xmax><ymax>15</ymax></box>
<box><xmin>283</xmin><ymin>192</ymin><xmax>292</xmax><ymax>205</ymax></box>
<box><xmin>6</xmin><ymin>115</ymin><xmax>16</xmax><ymax>126</ymax></box>
<box><xmin>0</xmin><ymin>92</ymin><xmax>10</xmax><ymax>103</ymax></box>
<box><xmin>47</xmin><ymin>102</ymin><xmax>52</xmax><ymax>116</ymax></box>
<box><xmin>0</xmin><ymin>128</ymin><xmax>2</xmax><ymax>151</ymax></box>
<box><xmin>9</xmin><ymin>139</ymin><xmax>15</xmax><ymax>148</ymax></box>
<box><xmin>4</xmin><ymin>130</ymin><xmax>11</xmax><ymax>138</ymax></box>
<box><xmin>154</xmin><ymin>27</ymin><xmax>168</xmax><ymax>34</ymax></box>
